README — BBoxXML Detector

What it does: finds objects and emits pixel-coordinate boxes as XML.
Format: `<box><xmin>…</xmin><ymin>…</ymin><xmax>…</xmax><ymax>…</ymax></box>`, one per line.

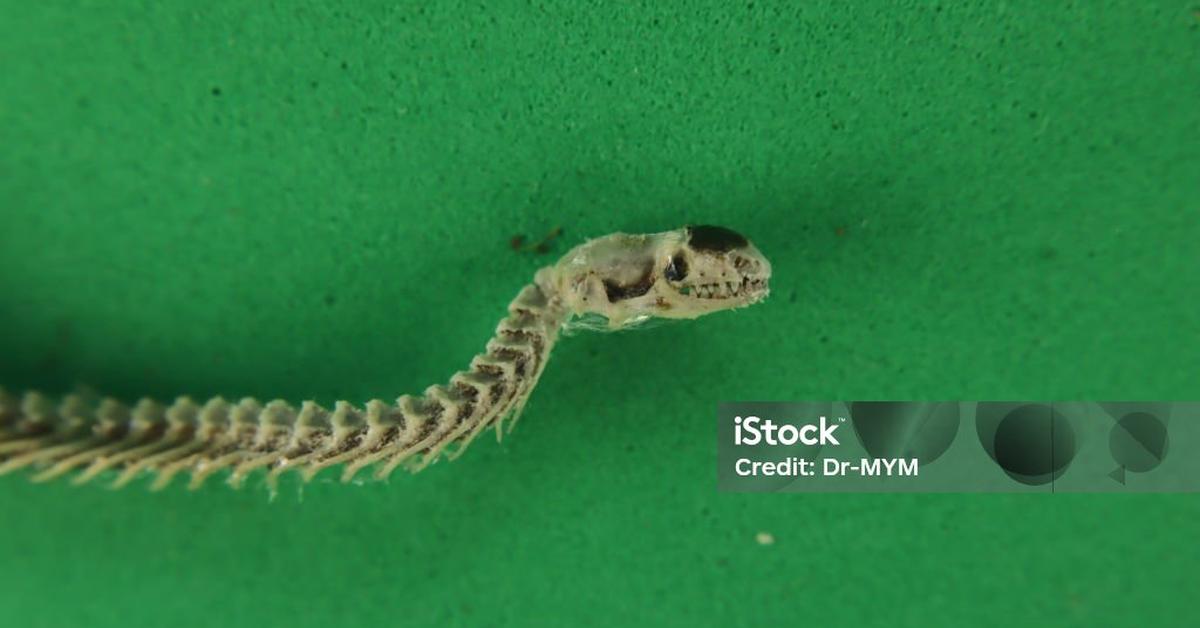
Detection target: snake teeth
<box><xmin>688</xmin><ymin>276</ymin><xmax>766</xmax><ymax>299</ymax></box>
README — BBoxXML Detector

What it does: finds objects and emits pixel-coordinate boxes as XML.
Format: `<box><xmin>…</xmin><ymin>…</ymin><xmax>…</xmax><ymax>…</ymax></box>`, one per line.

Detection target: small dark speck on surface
<box><xmin>211</xmin><ymin>86</ymin><xmax>221</xmax><ymax>96</ymax></box>
<box><xmin>1038</xmin><ymin>246</ymin><xmax>1058</xmax><ymax>261</ymax></box>
<box><xmin>789</xmin><ymin>290</ymin><xmax>797</xmax><ymax>303</ymax></box>
<box><xmin>323</xmin><ymin>294</ymin><xmax>336</xmax><ymax>306</ymax></box>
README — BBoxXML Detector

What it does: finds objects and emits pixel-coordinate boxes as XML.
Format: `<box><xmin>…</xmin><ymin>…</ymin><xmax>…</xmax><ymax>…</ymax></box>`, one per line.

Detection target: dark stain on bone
<box><xmin>687</xmin><ymin>225</ymin><xmax>748</xmax><ymax>252</ymax></box>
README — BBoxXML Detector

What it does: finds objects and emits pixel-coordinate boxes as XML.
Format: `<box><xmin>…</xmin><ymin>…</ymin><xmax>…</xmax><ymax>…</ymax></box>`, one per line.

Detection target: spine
<box><xmin>0</xmin><ymin>281</ymin><xmax>567</xmax><ymax>491</ymax></box>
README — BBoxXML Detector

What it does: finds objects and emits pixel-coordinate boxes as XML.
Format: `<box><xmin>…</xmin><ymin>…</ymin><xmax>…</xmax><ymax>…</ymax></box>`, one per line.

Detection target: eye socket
<box><xmin>664</xmin><ymin>254</ymin><xmax>688</xmax><ymax>282</ymax></box>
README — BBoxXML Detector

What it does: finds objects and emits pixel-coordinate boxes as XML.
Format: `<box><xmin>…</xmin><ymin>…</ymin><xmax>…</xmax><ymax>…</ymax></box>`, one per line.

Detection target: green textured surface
<box><xmin>2</xmin><ymin>2</ymin><xmax>1198</xmax><ymax>627</ymax></box>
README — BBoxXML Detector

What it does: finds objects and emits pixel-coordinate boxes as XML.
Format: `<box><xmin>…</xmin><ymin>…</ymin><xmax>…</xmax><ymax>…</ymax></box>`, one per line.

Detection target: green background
<box><xmin>2</xmin><ymin>1</ymin><xmax>1197</xmax><ymax>626</ymax></box>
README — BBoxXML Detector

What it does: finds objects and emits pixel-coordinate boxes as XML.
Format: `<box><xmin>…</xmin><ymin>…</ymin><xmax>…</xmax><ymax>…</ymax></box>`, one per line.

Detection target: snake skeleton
<box><xmin>0</xmin><ymin>225</ymin><xmax>771</xmax><ymax>491</ymax></box>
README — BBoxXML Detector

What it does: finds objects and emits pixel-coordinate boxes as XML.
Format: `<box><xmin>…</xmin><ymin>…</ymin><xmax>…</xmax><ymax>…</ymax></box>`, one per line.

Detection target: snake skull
<box><xmin>547</xmin><ymin>225</ymin><xmax>772</xmax><ymax>330</ymax></box>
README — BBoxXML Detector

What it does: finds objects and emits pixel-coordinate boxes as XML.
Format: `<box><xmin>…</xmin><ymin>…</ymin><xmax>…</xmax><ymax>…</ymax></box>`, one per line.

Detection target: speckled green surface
<box><xmin>2</xmin><ymin>2</ymin><xmax>1198</xmax><ymax>627</ymax></box>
